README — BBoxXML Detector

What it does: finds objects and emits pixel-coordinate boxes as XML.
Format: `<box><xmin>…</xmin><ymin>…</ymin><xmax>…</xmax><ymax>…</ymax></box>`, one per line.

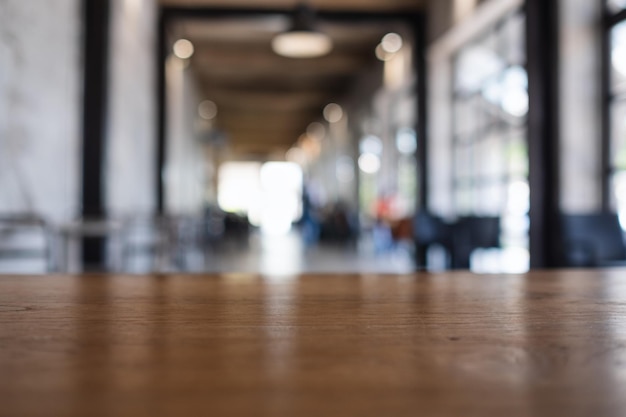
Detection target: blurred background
<box><xmin>0</xmin><ymin>0</ymin><xmax>624</xmax><ymax>274</ymax></box>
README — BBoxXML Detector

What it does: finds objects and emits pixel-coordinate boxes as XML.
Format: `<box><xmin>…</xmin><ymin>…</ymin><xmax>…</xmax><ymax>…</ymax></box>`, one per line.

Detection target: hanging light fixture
<box><xmin>272</xmin><ymin>3</ymin><xmax>332</xmax><ymax>59</ymax></box>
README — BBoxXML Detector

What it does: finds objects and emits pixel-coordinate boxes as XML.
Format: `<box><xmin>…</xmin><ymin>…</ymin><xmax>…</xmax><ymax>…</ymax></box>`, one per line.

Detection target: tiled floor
<box><xmin>158</xmin><ymin>229</ymin><xmax>415</xmax><ymax>274</ymax></box>
<box><xmin>0</xmin><ymin>227</ymin><xmax>416</xmax><ymax>275</ymax></box>
<box><xmin>202</xmin><ymin>230</ymin><xmax>416</xmax><ymax>274</ymax></box>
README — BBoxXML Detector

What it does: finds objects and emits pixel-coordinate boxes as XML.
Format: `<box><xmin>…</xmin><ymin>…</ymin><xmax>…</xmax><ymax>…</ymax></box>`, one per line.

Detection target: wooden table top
<box><xmin>1</xmin><ymin>270</ymin><xmax>626</xmax><ymax>417</ymax></box>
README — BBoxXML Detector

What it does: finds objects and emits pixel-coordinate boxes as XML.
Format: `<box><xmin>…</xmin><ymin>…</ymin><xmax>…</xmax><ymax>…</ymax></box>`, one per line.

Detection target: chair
<box><xmin>0</xmin><ymin>213</ymin><xmax>54</xmax><ymax>272</ymax></box>
<box><xmin>449</xmin><ymin>216</ymin><xmax>501</xmax><ymax>269</ymax></box>
<box><xmin>58</xmin><ymin>217</ymin><xmax>125</xmax><ymax>272</ymax></box>
<box><xmin>120</xmin><ymin>214</ymin><xmax>172</xmax><ymax>272</ymax></box>
<box><xmin>560</xmin><ymin>213</ymin><xmax>626</xmax><ymax>267</ymax></box>
<box><xmin>168</xmin><ymin>215</ymin><xmax>210</xmax><ymax>271</ymax></box>
<box><xmin>413</xmin><ymin>211</ymin><xmax>453</xmax><ymax>268</ymax></box>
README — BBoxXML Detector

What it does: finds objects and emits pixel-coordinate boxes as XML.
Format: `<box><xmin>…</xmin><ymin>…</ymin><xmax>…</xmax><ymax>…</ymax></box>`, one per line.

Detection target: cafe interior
<box><xmin>2</xmin><ymin>1</ymin><xmax>626</xmax><ymax>416</ymax></box>
<box><xmin>0</xmin><ymin>0</ymin><xmax>625</xmax><ymax>274</ymax></box>
<box><xmin>0</xmin><ymin>0</ymin><xmax>626</xmax><ymax>273</ymax></box>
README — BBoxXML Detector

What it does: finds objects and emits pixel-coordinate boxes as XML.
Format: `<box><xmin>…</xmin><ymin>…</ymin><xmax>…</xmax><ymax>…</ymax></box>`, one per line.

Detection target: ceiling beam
<box><xmin>206</xmin><ymin>90</ymin><xmax>327</xmax><ymax>112</ymax></box>
<box><xmin>192</xmin><ymin>54</ymin><xmax>371</xmax><ymax>80</ymax></box>
<box><xmin>160</xmin><ymin>2</ymin><xmax>424</xmax><ymax>18</ymax></box>
<box><xmin>198</xmin><ymin>76</ymin><xmax>351</xmax><ymax>94</ymax></box>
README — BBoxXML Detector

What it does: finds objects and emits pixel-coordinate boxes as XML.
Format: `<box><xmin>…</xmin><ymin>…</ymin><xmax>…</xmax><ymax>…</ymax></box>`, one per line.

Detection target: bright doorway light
<box><xmin>259</xmin><ymin>162</ymin><xmax>303</xmax><ymax>235</ymax></box>
<box><xmin>217</xmin><ymin>162</ymin><xmax>261</xmax><ymax>215</ymax></box>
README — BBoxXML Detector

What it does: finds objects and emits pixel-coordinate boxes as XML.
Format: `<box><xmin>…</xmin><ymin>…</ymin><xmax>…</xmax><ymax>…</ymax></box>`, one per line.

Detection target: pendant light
<box><xmin>272</xmin><ymin>4</ymin><xmax>332</xmax><ymax>59</ymax></box>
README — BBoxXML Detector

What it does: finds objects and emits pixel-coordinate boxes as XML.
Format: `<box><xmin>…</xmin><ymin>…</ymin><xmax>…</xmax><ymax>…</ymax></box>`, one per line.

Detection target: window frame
<box><xmin>602</xmin><ymin>4</ymin><xmax>626</xmax><ymax>209</ymax></box>
<box><xmin>450</xmin><ymin>9</ymin><xmax>528</xmax><ymax>218</ymax></box>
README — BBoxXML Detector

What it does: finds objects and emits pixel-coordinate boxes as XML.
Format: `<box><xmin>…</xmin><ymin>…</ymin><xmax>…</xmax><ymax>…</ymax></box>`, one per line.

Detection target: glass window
<box><xmin>455</xmin><ymin>144</ymin><xmax>472</xmax><ymax>178</ymax></box>
<box><xmin>476</xmin><ymin>181</ymin><xmax>504</xmax><ymax>216</ymax></box>
<box><xmin>451</xmin><ymin>10</ymin><xmax>529</xmax><ymax>271</ymax></box>
<box><xmin>453</xmin><ymin>98</ymin><xmax>477</xmax><ymax>137</ymax></box>
<box><xmin>507</xmin><ymin>130</ymin><xmax>529</xmax><ymax>177</ymax></box>
<box><xmin>454</xmin><ymin>184</ymin><xmax>473</xmax><ymax>214</ymax></box>
<box><xmin>475</xmin><ymin>133</ymin><xmax>504</xmax><ymax>178</ymax></box>
<box><xmin>455</xmin><ymin>46</ymin><xmax>504</xmax><ymax>95</ymax></box>
<box><xmin>611</xmin><ymin>100</ymin><xmax>626</xmax><ymax>170</ymax></box>
<box><xmin>500</xmin><ymin>14</ymin><xmax>526</xmax><ymax>65</ymax></box>
<box><xmin>611</xmin><ymin>21</ymin><xmax>626</xmax><ymax>95</ymax></box>
<box><xmin>608</xmin><ymin>3</ymin><xmax>626</xmax><ymax>219</ymax></box>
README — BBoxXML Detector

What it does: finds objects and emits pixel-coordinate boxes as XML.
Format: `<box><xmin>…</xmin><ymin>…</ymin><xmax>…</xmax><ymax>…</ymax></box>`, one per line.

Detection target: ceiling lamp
<box><xmin>173</xmin><ymin>39</ymin><xmax>194</xmax><ymax>59</ymax></box>
<box><xmin>272</xmin><ymin>4</ymin><xmax>332</xmax><ymax>59</ymax></box>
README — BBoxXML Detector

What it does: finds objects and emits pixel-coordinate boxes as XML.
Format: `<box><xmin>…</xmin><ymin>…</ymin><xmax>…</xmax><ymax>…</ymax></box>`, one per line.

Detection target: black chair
<box><xmin>120</xmin><ymin>214</ymin><xmax>172</xmax><ymax>272</ymax></box>
<box><xmin>449</xmin><ymin>216</ymin><xmax>501</xmax><ymax>269</ymax></box>
<box><xmin>58</xmin><ymin>217</ymin><xmax>126</xmax><ymax>272</ymax></box>
<box><xmin>413</xmin><ymin>211</ymin><xmax>452</xmax><ymax>268</ymax></box>
<box><xmin>560</xmin><ymin>213</ymin><xmax>626</xmax><ymax>267</ymax></box>
<box><xmin>0</xmin><ymin>213</ymin><xmax>54</xmax><ymax>272</ymax></box>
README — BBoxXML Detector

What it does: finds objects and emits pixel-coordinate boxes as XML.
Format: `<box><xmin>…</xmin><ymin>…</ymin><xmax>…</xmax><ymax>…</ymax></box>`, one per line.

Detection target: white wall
<box><xmin>0</xmin><ymin>0</ymin><xmax>81</xmax><ymax>223</ymax></box>
<box><xmin>559</xmin><ymin>0</ymin><xmax>603</xmax><ymax>212</ymax></box>
<box><xmin>165</xmin><ymin>58</ymin><xmax>207</xmax><ymax>215</ymax></box>
<box><xmin>106</xmin><ymin>0</ymin><xmax>157</xmax><ymax>217</ymax></box>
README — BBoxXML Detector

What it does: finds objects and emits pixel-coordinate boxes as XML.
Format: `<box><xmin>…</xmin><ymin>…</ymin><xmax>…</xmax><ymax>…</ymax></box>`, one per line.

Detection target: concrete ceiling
<box><xmin>161</xmin><ymin>0</ymin><xmax>425</xmax><ymax>12</ymax></box>
<box><xmin>163</xmin><ymin>1</ymin><xmax>424</xmax><ymax>157</ymax></box>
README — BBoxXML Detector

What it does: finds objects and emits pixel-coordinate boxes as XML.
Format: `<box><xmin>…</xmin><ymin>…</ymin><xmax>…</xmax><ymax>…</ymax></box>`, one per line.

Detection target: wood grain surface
<box><xmin>1</xmin><ymin>270</ymin><xmax>626</xmax><ymax>417</ymax></box>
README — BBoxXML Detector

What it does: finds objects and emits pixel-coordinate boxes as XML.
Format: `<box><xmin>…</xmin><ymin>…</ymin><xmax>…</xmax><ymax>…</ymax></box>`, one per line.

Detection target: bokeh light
<box><xmin>198</xmin><ymin>100</ymin><xmax>218</xmax><ymax>120</ymax></box>
<box><xmin>173</xmin><ymin>39</ymin><xmax>194</xmax><ymax>59</ymax></box>
<box><xmin>323</xmin><ymin>103</ymin><xmax>343</xmax><ymax>123</ymax></box>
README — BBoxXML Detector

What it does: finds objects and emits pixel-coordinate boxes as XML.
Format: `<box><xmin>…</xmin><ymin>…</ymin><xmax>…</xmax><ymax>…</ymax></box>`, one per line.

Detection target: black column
<box><xmin>415</xmin><ymin>12</ymin><xmax>428</xmax><ymax>211</ymax></box>
<box><xmin>413</xmin><ymin>12</ymin><xmax>429</xmax><ymax>268</ymax></box>
<box><xmin>81</xmin><ymin>0</ymin><xmax>110</xmax><ymax>268</ymax></box>
<box><xmin>156</xmin><ymin>9</ymin><xmax>167</xmax><ymax>215</ymax></box>
<box><xmin>526</xmin><ymin>0</ymin><xmax>560</xmax><ymax>268</ymax></box>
